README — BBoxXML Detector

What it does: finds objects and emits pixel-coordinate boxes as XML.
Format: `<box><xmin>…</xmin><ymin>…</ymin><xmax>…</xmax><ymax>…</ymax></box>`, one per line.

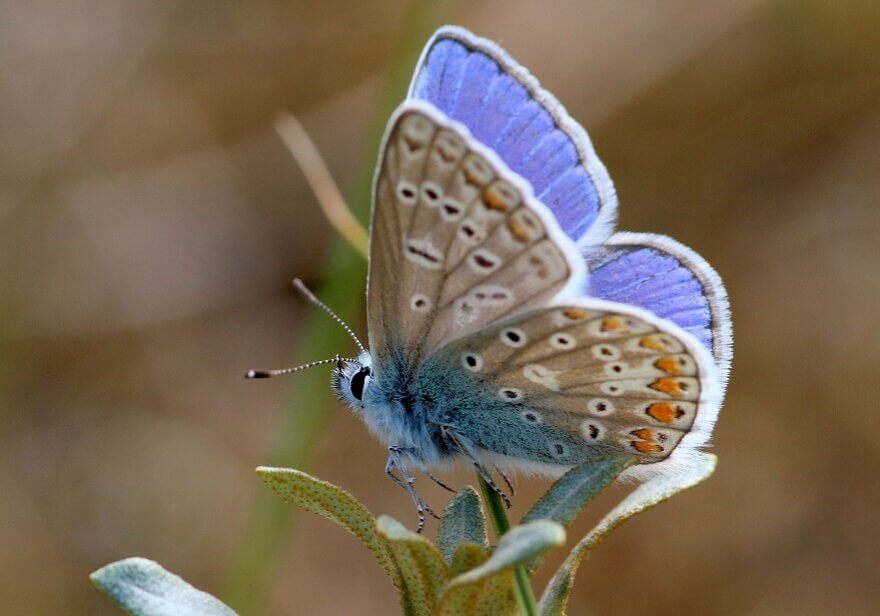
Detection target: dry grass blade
<box><xmin>274</xmin><ymin>111</ymin><xmax>369</xmax><ymax>257</ymax></box>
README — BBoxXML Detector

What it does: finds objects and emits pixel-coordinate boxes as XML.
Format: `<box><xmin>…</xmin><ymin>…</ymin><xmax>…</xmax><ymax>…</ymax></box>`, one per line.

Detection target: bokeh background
<box><xmin>3</xmin><ymin>1</ymin><xmax>879</xmax><ymax>614</ymax></box>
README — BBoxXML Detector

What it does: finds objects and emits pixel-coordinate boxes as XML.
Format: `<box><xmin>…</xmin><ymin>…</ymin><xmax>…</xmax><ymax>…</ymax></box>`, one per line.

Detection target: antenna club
<box><xmin>246</xmin><ymin>370</ymin><xmax>271</xmax><ymax>379</ymax></box>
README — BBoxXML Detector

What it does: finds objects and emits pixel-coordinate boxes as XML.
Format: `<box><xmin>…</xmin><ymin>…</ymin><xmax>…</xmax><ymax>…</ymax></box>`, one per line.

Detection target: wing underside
<box><xmin>367</xmin><ymin>101</ymin><xmax>585</xmax><ymax>371</ymax></box>
<box><xmin>429</xmin><ymin>298</ymin><xmax>722</xmax><ymax>478</ymax></box>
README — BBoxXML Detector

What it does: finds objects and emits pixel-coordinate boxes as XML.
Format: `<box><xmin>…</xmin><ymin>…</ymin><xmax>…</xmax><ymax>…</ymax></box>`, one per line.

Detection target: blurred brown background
<box><xmin>3</xmin><ymin>1</ymin><xmax>879</xmax><ymax>614</ymax></box>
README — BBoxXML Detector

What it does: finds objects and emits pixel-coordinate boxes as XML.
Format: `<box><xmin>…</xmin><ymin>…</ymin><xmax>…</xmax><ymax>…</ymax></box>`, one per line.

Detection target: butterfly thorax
<box><xmin>335</xmin><ymin>349</ymin><xmax>490</xmax><ymax>468</ymax></box>
<box><xmin>341</xmin><ymin>351</ymin><xmax>453</xmax><ymax>468</ymax></box>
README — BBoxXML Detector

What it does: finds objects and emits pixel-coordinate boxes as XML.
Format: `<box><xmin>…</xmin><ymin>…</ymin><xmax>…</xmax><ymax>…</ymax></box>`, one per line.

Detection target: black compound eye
<box><xmin>349</xmin><ymin>367</ymin><xmax>370</xmax><ymax>401</ymax></box>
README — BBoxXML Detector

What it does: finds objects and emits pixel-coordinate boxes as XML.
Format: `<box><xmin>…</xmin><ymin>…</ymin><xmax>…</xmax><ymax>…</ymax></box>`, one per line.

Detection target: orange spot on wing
<box><xmin>639</xmin><ymin>335</ymin><xmax>667</xmax><ymax>351</ymax></box>
<box><xmin>507</xmin><ymin>218</ymin><xmax>529</xmax><ymax>242</ymax></box>
<box><xmin>646</xmin><ymin>402</ymin><xmax>684</xmax><ymax>424</ymax></box>
<box><xmin>649</xmin><ymin>377</ymin><xmax>687</xmax><ymax>397</ymax></box>
<box><xmin>601</xmin><ymin>316</ymin><xmax>624</xmax><ymax>332</ymax></box>
<box><xmin>632</xmin><ymin>440</ymin><xmax>664</xmax><ymax>454</ymax></box>
<box><xmin>483</xmin><ymin>186</ymin><xmax>511</xmax><ymax>211</ymax></box>
<box><xmin>631</xmin><ymin>428</ymin><xmax>654</xmax><ymax>442</ymax></box>
<box><xmin>655</xmin><ymin>355</ymin><xmax>683</xmax><ymax>375</ymax></box>
<box><xmin>563</xmin><ymin>308</ymin><xmax>587</xmax><ymax>320</ymax></box>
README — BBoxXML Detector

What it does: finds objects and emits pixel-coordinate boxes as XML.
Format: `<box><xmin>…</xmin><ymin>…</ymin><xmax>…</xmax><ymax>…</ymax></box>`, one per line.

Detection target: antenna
<box><xmin>245</xmin><ymin>355</ymin><xmax>352</xmax><ymax>379</ymax></box>
<box><xmin>292</xmin><ymin>278</ymin><xmax>367</xmax><ymax>356</ymax></box>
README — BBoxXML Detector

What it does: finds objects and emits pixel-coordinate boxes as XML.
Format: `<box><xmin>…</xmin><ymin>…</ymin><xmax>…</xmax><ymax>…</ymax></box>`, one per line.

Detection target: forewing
<box><xmin>431</xmin><ymin>299</ymin><xmax>722</xmax><ymax>477</ymax></box>
<box><xmin>587</xmin><ymin>232</ymin><xmax>732</xmax><ymax>382</ymax></box>
<box><xmin>367</xmin><ymin>101</ymin><xmax>586</xmax><ymax>368</ymax></box>
<box><xmin>408</xmin><ymin>26</ymin><xmax>617</xmax><ymax>249</ymax></box>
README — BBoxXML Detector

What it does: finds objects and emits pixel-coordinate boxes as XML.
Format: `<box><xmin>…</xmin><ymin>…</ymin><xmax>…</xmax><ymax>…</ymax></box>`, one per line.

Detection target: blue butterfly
<box><xmin>253</xmin><ymin>27</ymin><xmax>731</xmax><ymax>531</ymax></box>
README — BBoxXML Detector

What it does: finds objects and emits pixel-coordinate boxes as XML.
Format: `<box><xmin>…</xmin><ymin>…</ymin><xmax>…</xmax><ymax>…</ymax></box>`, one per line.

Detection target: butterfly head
<box><xmin>246</xmin><ymin>279</ymin><xmax>373</xmax><ymax>402</ymax></box>
<box><xmin>331</xmin><ymin>351</ymin><xmax>373</xmax><ymax>411</ymax></box>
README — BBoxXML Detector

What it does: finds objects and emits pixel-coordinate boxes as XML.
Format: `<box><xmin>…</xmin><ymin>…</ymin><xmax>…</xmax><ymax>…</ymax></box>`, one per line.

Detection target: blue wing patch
<box><xmin>409</xmin><ymin>26</ymin><xmax>617</xmax><ymax>249</ymax></box>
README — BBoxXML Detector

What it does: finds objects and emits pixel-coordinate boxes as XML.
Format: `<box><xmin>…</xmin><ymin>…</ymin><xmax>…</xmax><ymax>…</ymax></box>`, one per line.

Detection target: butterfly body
<box><xmin>344</xmin><ymin>349</ymin><xmax>617</xmax><ymax>473</ymax></box>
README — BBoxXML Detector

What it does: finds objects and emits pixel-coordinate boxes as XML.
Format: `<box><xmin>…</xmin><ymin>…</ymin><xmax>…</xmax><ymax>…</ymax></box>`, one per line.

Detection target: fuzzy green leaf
<box><xmin>438</xmin><ymin>521</ymin><xmax>565</xmax><ymax>616</ymax></box>
<box><xmin>539</xmin><ymin>453</ymin><xmax>718</xmax><ymax>616</ymax></box>
<box><xmin>522</xmin><ymin>455</ymin><xmax>634</xmax><ymax>527</ymax></box>
<box><xmin>90</xmin><ymin>558</ymin><xmax>236</xmax><ymax>616</ymax></box>
<box><xmin>438</xmin><ymin>570</ymin><xmax>517</xmax><ymax>616</ymax></box>
<box><xmin>438</xmin><ymin>486</ymin><xmax>489</xmax><ymax>564</ymax></box>
<box><xmin>376</xmin><ymin>515</ymin><xmax>448</xmax><ymax>616</ymax></box>
<box><xmin>454</xmin><ymin>520</ymin><xmax>565</xmax><ymax>586</ymax></box>
<box><xmin>256</xmin><ymin>467</ymin><xmax>400</xmax><ymax>589</ymax></box>
<box><xmin>448</xmin><ymin>543</ymin><xmax>490</xmax><ymax>578</ymax></box>
<box><xmin>521</xmin><ymin>455</ymin><xmax>633</xmax><ymax>575</ymax></box>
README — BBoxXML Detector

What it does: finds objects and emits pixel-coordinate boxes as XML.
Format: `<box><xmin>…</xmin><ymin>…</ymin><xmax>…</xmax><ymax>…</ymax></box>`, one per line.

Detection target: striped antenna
<box><xmin>292</xmin><ymin>278</ymin><xmax>367</xmax><ymax>356</ymax></box>
<box><xmin>245</xmin><ymin>355</ymin><xmax>353</xmax><ymax>379</ymax></box>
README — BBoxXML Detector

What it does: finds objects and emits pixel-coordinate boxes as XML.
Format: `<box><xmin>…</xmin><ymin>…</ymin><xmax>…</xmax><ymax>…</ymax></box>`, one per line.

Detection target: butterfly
<box><xmin>251</xmin><ymin>26</ymin><xmax>731</xmax><ymax>531</ymax></box>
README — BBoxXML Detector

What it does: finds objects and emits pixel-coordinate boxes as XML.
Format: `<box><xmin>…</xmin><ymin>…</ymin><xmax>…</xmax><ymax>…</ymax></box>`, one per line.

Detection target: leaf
<box><xmin>523</xmin><ymin>455</ymin><xmax>634</xmax><ymax>527</ymax></box>
<box><xmin>539</xmin><ymin>453</ymin><xmax>718</xmax><ymax>616</ymax></box>
<box><xmin>256</xmin><ymin>467</ymin><xmax>400</xmax><ymax>589</ymax></box>
<box><xmin>90</xmin><ymin>558</ymin><xmax>236</xmax><ymax>616</ymax></box>
<box><xmin>376</xmin><ymin>515</ymin><xmax>448</xmax><ymax>616</ymax></box>
<box><xmin>438</xmin><ymin>486</ymin><xmax>489</xmax><ymax>564</ymax></box>
<box><xmin>455</xmin><ymin>520</ymin><xmax>565</xmax><ymax>585</ymax></box>
<box><xmin>521</xmin><ymin>455</ymin><xmax>633</xmax><ymax>574</ymax></box>
<box><xmin>438</xmin><ymin>570</ymin><xmax>517</xmax><ymax>616</ymax></box>
<box><xmin>448</xmin><ymin>543</ymin><xmax>490</xmax><ymax>578</ymax></box>
<box><xmin>438</xmin><ymin>521</ymin><xmax>565</xmax><ymax>616</ymax></box>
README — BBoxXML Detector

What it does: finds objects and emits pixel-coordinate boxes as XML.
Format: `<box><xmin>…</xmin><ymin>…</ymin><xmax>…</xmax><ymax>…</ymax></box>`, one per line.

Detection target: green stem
<box><xmin>478</xmin><ymin>476</ymin><xmax>539</xmax><ymax>616</ymax></box>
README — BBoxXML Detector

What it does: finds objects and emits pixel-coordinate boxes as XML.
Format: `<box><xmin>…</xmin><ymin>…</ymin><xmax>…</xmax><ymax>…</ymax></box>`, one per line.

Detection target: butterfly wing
<box><xmin>586</xmin><ymin>232</ymin><xmax>732</xmax><ymax>382</ymax></box>
<box><xmin>426</xmin><ymin>298</ymin><xmax>722</xmax><ymax>480</ymax></box>
<box><xmin>367</xmin><ymin>101</ymin><xmax>587</xmax><ymax>369</ymax></box>
<box><xmin>408</xmin><ymin>26</ymin><xmax>617</xmax><ymax>250</ymax></box>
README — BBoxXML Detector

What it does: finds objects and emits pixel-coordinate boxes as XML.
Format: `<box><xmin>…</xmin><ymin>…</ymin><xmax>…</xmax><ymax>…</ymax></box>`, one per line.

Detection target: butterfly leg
<box><xmin>425</xmin><ymin>472</ymin><xmax>456</xmax><ymax>493</ymax></box>
<box><xmin>496</xmin><ymin>468</ymin><xmax>516</xmax><ymax>497</ymax></box>
<box><xmin>385</xmin><ymin>447</ymin><xmax>440</xmax><ymax>533</ymax></box>
<box><xmin>441</xmin><ymin>427</ymin><xmax>513</xmax><ymax>508</ymax></box>
<box><xmin>472</xmin><ymin>461</ymin><xmax>513</xmax><ymax>509</ymax></box>
<box><xmin>388</xmin><ymin>446</ymin><xmax>449</xmax><ymax>506</ymax></box>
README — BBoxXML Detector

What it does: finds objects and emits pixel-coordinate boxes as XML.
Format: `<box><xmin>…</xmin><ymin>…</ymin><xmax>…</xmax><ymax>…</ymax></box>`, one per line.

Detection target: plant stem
<box><xmin>478</xmin><ymin>476</ymin><xmax>539</xmax><ymax>616</ymax></box>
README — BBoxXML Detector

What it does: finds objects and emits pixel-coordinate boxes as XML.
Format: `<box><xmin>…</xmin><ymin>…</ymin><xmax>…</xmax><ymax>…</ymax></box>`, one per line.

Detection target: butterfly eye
<box><xmin>349</xmin><ymin>367</ymin><xmax>371</xmax><ymax>401</ymax></box>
